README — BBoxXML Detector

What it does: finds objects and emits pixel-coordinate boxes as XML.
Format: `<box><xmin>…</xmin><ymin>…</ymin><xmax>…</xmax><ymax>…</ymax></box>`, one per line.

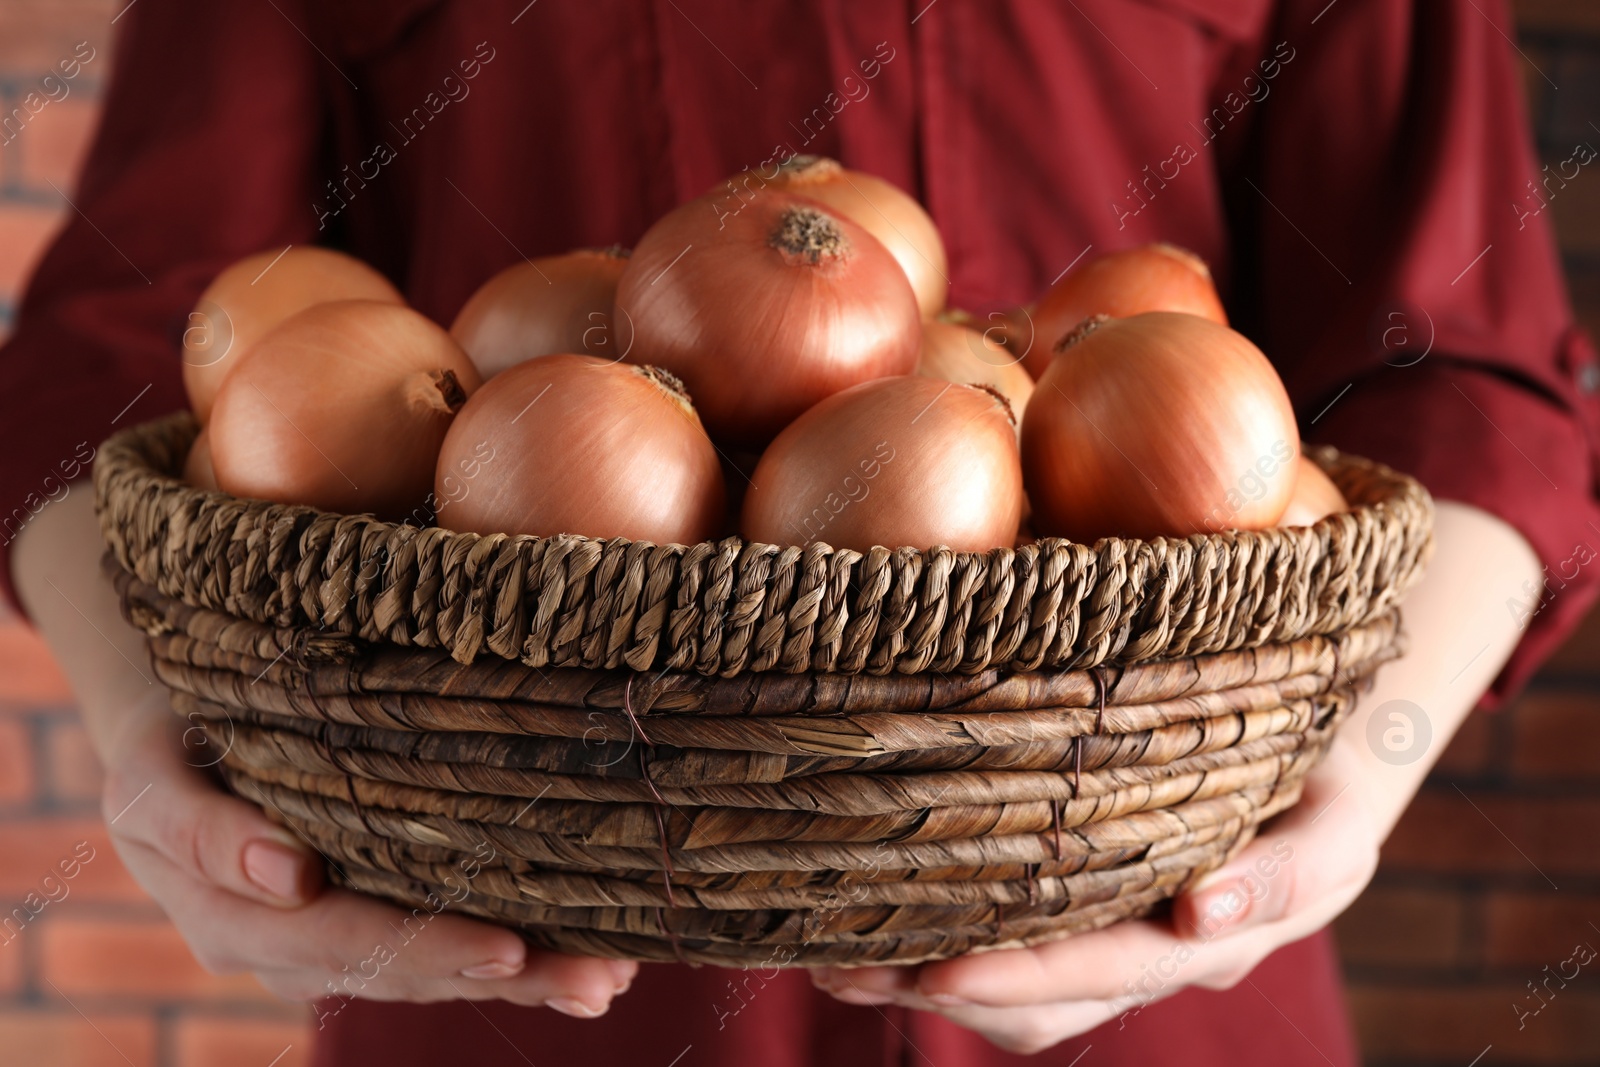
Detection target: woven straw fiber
<box><xmin>96</xmin><ymin>414</ymin><xmax>1433</xmax><ymax>966</ymax></box>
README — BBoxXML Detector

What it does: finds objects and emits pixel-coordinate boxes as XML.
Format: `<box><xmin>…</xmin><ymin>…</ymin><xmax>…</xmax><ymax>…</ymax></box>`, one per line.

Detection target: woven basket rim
<box><xmin>95</xmin><ymin>412</ymin><xmax>1434</xmax><ymax>677</ymax></box>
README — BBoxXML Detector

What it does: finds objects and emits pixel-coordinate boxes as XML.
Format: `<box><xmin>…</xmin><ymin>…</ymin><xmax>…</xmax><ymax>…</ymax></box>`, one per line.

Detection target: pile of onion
<box><xmin>616</xmin><ymin>191</ymin><xmax>920</xmax><ymax>445</ymax></box>
<box><xmin>742</xmin><ymin>376</ymin><xmax>1022</xmax><ymax>553</ymax></box>
<box><xmin>209</xmin><ymin>300</ymin><xmax>480</xmax><ymax>519</ymax></box>
<box><xmin>182</xmin><ymin>247</ymin><xmax>402</xmax><ymax>423</ymax></box>
<box><xmin>1021</xmin><ymin>312</ymin><xmax>1298</xmax><ymax>543</ymax></box>
<box><xmin>433</xmin><ymin>354</ymin><xmax>725</xmax><ymax>544</ymax></box>
<box><xmin>718</xmin><ymin>155</ymin><xmax>948</xmax><ymax>318</ymax></box>
<box><xmin>449</xmin><ymin>247</ymin><xmax>631</xmax><ymax>378</ymax></box>
<box><xmin>1024</xmin><ymin>243</ymin><xmax>1225</xmax><ymax>378</ymax></box>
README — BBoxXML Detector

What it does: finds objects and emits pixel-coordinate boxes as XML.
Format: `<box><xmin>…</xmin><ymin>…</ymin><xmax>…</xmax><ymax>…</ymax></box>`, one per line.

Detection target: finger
<box><xmin>122</xmin><ymin>838</ymin><xmax>632</xmax><ymax>1012</ymax></box>
<box><xmin>103</xmin><ymin>712</ymin><xmax>321</xmax><ymax>907</ymax></box>
<box><xmin>928</xmin><ymin>999</ymin><xmax>1115</xmax><ymax>1056</ymax></box>
<box><xmin>811</xmin><ymin>965</ymin><xmax>918</xmax><ymax>1005</ymax></box>
<box><xmin>1173</xmin><ymin>745</ymin><xmax>1380</xmax><ymax>942</ymax></box>
<box><xmin>910</xmin><ymin>918</ymin><xmax>1191</xmax><ymax>1006</ymax></box>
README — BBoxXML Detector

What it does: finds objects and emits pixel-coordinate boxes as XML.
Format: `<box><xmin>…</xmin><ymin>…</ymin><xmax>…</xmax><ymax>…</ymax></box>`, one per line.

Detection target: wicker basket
<box><xmin>95</xmin><ymin>413</ymin><xmax>1433</xmax><ymax>967</ymax></box>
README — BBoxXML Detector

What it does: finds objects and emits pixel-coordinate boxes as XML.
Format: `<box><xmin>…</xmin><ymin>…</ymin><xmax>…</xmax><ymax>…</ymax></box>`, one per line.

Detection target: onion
<box><xmin>1024</xmin><ymin>244</ymin><xmax>1225</xmax><ymax>379</ymax></box>
<box><xmin>434</xmin><ymin>354</ymin><xmax>725</xmax><ymax>544</ymax></box>
<box><xmin>182</xmin><ymin>247</ymin><xmax>402</xmax><ymax>423</ymax></box>
<box><xmin>449</xmin><ymin>248</ymin><xmax>631</xmax><ymax>378</ymax></box>
<box><xmin>617</xmin><ymin>191</ymin><xmax>920</xmax><ymax>446</ymax></box>
<box><xmin>1021</xmin><ymin>312</ymin><xmax>1298</xmax><ymax>542</ymax></box>
<box><xmin>918</xmin><ymin>313</ymin><xmax>1034</xmax><ymax>415</ymax></box>
<box><xmin>182</xmin><ymin>428</ymin><xmax>217</xmax><ymax>490</ymax></box>
<box><xmin>1279</xmin><ymin>456</ymin><xmax>1347</xmax><ymax>526</ymax></box>
<box><xmin>742</xmin><ymin>376</ymin><xmax>1022</xmax><ymax>552</ymax></box>
<box><xmin>714</xmin><ymin>156</ymin><xmax>948</xmax><ymax>318</ymax></box>
<box><xmin>209</xmin><ymin>300</ymin><xmax>480</xmax><ymax>519</ymax></box>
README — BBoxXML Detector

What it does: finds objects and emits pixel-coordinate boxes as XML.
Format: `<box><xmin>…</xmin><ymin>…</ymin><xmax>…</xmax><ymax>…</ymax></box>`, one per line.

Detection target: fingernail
<box><xmin>460</xmin><ymin>959</ymin><xmax>524</xmax><ymax>980</ymax></box>
<box><xmin>830</xmin><ymin>987</ymin><xmax>898</xmax><ymax>1006</ymax></box>
<box><xmin>546</xmin><ymin>997</ymin><xmax>607</xmax><ymax>1018</ymax></box>
<box><xmin>243</xmin><ymin>840</ymin><xmax>306</xmax><ymax>901</ymax></box>
<box><xmin>924</xmin><ymin>992</ymin><xmax>971</xmax><ymax>1007</ymax></box>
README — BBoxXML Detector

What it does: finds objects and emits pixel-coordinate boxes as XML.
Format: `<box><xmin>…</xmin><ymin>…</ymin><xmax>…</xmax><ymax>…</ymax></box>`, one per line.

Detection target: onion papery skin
<box><xmin>713</xmin><ymin>156</ymin><xmax>948</xmax><ymax>318</ymax></box>
<box><xmin>434</xmin><ymin>354</ymin><xmax>726</xmax><ymax>545</ymax></box>
<box><xmin>450</xmin><ymin>248</ymin><xmax>631</xmax><ymax>378</ymax></box>
<box><xmin>742</xmin><ymin>375</ymin><xmax>1023</xmax><ymax>553</ymax></box>
<box><xmin>918</xmin><ymin>314</ymin><xmax>1035</xmax><ymax>415</ymax></box>
<box><xmin>1279</xmin><ymin>456</ymin><xmax>1348</xmax><ymax>527</ymax></box>
<box><xmin>617</xmin><ymin>190</ymin><xmax>920</xmax><ymax>446</ymax></box>
<box><xmin>1021</xmin><ymin>312</ymin><xmax>1298</xmax><ymax>543</ymax></box>
<box><xmin>183</xmin><ymin>247</ymin><xmax>402</xmax><ymax>423</ymax></box>
<box><xmin>1024</xmin><ymin>243</ymin><xmax>1226</xmax><ymax>379</ymax></box>
<box><xmin>209</xmin><ymin>300</ymin><xmax>480</xmax><ymax>521</ymax></box>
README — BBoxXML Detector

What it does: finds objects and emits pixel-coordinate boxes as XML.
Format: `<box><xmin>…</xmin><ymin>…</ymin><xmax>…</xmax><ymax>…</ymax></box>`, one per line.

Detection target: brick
<box><xmin>1547</xmin><ymin>167</ymin><xmax>1600</xmax><ymax>257</ymax></box>
<box><xmin>0</xmin><ymin>204</ymin><xmax>63</xmax><ymax>303</ymax></box>
<box><xmin>1540</xmin><ymin>598</ymin><xmax>1600</xmax><ymax>673</ymax></box>
<box><xmin>0</xmin><ymin>716</ymin><xmax>35</xmax><ymax>804</ymax></box>
<box><xmin>0</xmin><ymin>1010</ymin><xmax>157</xmax><ymax>1067</ymax></box>
<box><xmin>0</xmin><ymin>620</ymin><xmax>75</xmax><ymax>709</ymax></box>
<box><xmin>1382</xmin><ymin>789</ymin><xmax>1600</xmax><ymax>877</ymax></box>
<box><xmin>173</xmin><ymin>1015</ymin><xmax>313</xmax><ymax>1067</ymax></box>
<box><xmin>14</xmin><ymin>97</ymin><xmax>100</xmax><ymax>193</ymax></box>
<box><xmin>1514</xmin><ymin>0</ymin><xmax>1600</xmax><ymax>34</ymax></box>
<box><xmin>1485</xmin><ymin>890</ymin><xmax>1600</xmax><ymax>966</ymax></box>
<box><xmin>1346</xmin><ymin>984</ymin><xmax>1600</xmax><ymax>1063</ymax></box>
<box><xmin>40</xmin><ymin>917</ymin><xmax>278</xmax><ymax>1002</ymax></box>
<box><xmin>1432</xmin><ymin>703</ymin><xmax>1497</xmax><ymax>777</ymax></box>
<box><xmin>0</xmin><ymin>3</ymin><xmax>116</xmax><ymax>74</ymax></box>
<box><xmin>0</xmin><ymin>927</ymin><xmax>21</xmax><ymax>994</ymax></box>
<box><xmin>1334</xmin><ymin>885</ymin><xmax>1465</xmax><ymax>969</ymax></box>
<box><xmin>0</xmin><ymin>820</ymin><xmax>144</xmax><ymax>903</ymax></box>
<box><xmin>43</xmin><ymin>719</ymin><xmax>103</xmax><ymax>805</ymax></box>
<box><xmin>1509</xmin><ymin>690</ymin><xmax>1600</xmax><ymax>778</ymax></box>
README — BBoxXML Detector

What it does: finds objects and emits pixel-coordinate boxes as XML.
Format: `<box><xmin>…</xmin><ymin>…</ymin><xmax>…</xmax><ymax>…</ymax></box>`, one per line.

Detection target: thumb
<box><xmin>103</xmin><ymin>711</ymin><xmax>323</xmax><ymax>908</ymax></box>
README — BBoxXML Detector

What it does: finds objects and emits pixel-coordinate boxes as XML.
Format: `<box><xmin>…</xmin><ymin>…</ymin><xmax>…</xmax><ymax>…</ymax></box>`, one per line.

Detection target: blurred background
<box><xmin>0</xmin><ymin>1</ymin><xmax>1596</xmax><ymax>1064</ymax></box>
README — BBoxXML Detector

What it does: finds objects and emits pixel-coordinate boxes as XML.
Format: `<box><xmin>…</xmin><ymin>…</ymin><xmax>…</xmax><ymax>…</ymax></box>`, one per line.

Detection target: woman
<box><xmin>5</xmin><ymin>1</ymin><xmax>1596</xmax><ymax>1062</ymax></box>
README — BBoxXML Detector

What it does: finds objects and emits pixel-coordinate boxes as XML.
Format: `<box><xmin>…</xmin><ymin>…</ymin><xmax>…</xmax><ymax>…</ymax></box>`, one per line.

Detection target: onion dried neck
<box><xmin>968</xmin><ymin>382</ymin><xmax>1017</xmax><ymax>427</ymax></box>
<box><xmin>407</xmin><ymin>368</ymin><xmax>468</xmax><ymax>416</ymax></box>
<box><xmin>1055</xmin><ymin>314</ymin><xmax>1110</xmax><ymax>354</ymax></box>
<box><xmin>638</xmin><ymin>364</ymin><xmax>699</xmax><ymax>420</ymax></box>
<box><xmin>769</xmin><ymin>207</ymin><xmax>847</xmax><ymax>264</ymax></box>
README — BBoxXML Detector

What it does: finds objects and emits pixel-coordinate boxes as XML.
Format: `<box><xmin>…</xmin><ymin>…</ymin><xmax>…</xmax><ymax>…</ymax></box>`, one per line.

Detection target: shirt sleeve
<box><xmin>1231</xmin><ymin>0</ymin><xmax>1600</xmax><ymax>705</ymax></box>
<box><xmin>0</xmin><ymin>0</ymin><xmax>326</xmax><ymax>618</ymax></box>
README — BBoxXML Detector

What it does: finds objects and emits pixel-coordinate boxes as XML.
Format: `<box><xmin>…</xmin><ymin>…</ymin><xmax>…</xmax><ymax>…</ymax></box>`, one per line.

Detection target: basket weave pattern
<box><xmin>97</xmin><ymin>414</ymin><xmax>1433</xmax><ymax>966</ymax></box>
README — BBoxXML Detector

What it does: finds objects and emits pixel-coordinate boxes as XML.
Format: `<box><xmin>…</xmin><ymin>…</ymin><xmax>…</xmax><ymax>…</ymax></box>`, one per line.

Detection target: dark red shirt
<box><xmin>2</xmin><ymin>1</ymin><xmax>1596</xmax><ymax>1063</ymax></box>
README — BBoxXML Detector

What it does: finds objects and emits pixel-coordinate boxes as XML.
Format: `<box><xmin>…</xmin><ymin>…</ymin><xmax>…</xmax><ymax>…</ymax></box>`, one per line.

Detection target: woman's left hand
<box><xmin>809</xmin><ymin>737</ymin><xmax>1381</xmax><ymax>1054</ymax></box>
<box><xmin>811</xmin><ymin>501</ymin><xmax>1546</xmax><ymax>1054</ymax></box>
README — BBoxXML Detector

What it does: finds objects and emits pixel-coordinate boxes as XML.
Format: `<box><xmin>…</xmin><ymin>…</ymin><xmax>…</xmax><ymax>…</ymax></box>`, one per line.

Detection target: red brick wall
<box><xmin>0</xmin><ymin>3</ymin><xmax>1596</xmax><ymax>1066</ymax></box>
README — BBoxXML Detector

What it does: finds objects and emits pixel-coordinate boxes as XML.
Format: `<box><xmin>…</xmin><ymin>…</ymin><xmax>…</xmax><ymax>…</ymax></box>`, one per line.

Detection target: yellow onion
<box><xmin>182</xmin><ymin>247</ymin><xmax>402</xmax><ymax>423</ymax></box>
<box><xmin>1025</xmin><ymin>244</ymin><xmax>1225</xmax><ymax>378</ymax></box>
<box><xmin>1022</xmin><ymin>312</ymin><xmax>1297</xmax><ymax>542</ymax></box>
<box><xmin>918</xmin><ymin>313</ymin><xmax>1034</xmax><ymax>415</ymax></box>
<box><xmin>742</xmin><ymin>376</ymin><xmax>1022</xmax><ymax>552</ymax></box>
<box><xmin>1280</xmin><ymin>456</ymin><xmax>1348</xmax><ymax>526</ymax></box>
<box><xmin>450</xmin><ymin>248</ymin><xmax>631</xmax><ymax>377</ymax></box>
<box><xmin>210</xmin><ymin>301</ymin><xmax>479</xmax><ymax>519</ymax></box>
<box><xmin>617</xmin><ymin>191</ymin><xmax>920</xmax><ymax>446</ymax></box>
<box><xmin>434</xmin><ymin>354</ymin><xmax>725</xmax><ymax>544</ymax></box>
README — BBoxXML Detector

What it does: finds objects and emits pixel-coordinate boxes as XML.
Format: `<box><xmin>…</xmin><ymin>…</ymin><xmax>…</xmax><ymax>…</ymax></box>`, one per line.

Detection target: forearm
<box><xmin>11</xmin><ymin>487</ymin><xmax>166</xmax><ymax>765</ymax></box>
<box><xmin>1337</xmin><ymin>500</ymin><xmax>1543</xmax><ymax>839</ymax></box>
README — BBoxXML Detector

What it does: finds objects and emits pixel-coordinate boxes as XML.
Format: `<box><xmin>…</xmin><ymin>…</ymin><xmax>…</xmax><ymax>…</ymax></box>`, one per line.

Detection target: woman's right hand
<box><xmin>16</xmin><ymin>489</ymin><xmax>636</xmax><ymax>1018</ymax></box>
